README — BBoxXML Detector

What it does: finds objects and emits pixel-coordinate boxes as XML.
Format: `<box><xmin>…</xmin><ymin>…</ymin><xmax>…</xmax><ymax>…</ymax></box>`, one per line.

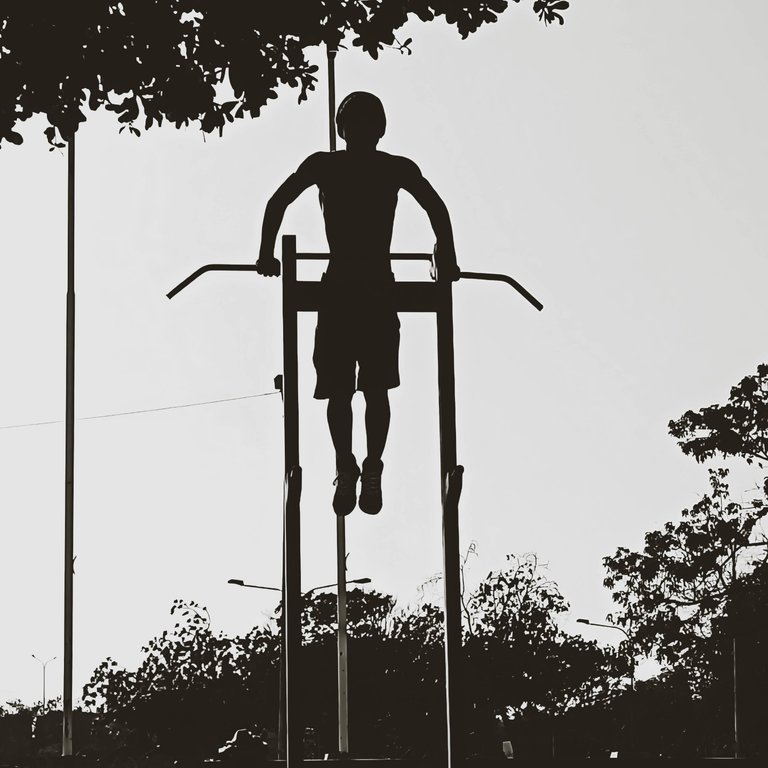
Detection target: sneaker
<box><xmin>333</xmin><ymin>461</ymin><xmax>360</xmax><ymax>516</ymax></box>
<box><xmin>359</xmin><ymin>459</ymin><xmax>383</xmax><ymax>515</ymax></box>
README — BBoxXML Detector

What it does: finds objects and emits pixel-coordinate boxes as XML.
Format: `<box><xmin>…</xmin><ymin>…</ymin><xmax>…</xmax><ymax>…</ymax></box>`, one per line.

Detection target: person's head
<box><xmin>336</xmin><ymin>92</ymin><xmax>386</xmax><ymax>148</ymax></box>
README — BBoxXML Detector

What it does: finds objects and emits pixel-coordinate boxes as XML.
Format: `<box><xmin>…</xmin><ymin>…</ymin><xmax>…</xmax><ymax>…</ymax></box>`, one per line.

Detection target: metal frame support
<box><xmin>166</xmin><ymin>237</ymin><xmax>541</xmax><ymax>766</ymax></box>
<box><xmin>281</xmin><ymin>235</ymin><xmax>304</xmax><ymax>765</ymax></box>
<box><xmin>279</xmin><ymin>235</ymin><xmax>467</xmax><ymax>767</ymax></box>
<box><xmin>436</xmin><ymin>279</ymin><xmax>464</xmax><ymax>766</ymax></box>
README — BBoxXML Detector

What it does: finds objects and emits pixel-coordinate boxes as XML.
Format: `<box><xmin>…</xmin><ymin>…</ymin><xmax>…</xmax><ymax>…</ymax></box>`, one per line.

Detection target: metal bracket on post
<box><xmin>446</xmin><ymin>466</ymin><xmax>465</xmax><ymax>510</ymax></box>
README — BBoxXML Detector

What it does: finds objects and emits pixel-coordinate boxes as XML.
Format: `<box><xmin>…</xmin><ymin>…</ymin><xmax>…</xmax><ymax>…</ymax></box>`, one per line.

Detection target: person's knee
<box><xmin>364</xmin><ymin>390</ymin><xmax>391</xmax><ymax>420</ymax></box>
<box><xmin>328</xmin><ymin>391</ymin><xmax>354</xmax><ymax>409</ymax></box>
<box><xmin>363</xmin><ymin>388</ymin><xmax>389</xmax><ymax>407</ymax></box>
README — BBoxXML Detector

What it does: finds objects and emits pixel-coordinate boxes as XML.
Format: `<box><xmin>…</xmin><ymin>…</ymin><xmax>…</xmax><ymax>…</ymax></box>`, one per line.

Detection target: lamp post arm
<box><xmin>586</xmin><ymin>621</ymin><xmax>631</xmax><ymax>643</ymax></box>
<box><xmin>237</xmin><ymin>583</ymin><xmax>282</xmax><ymax>592</ymax></box>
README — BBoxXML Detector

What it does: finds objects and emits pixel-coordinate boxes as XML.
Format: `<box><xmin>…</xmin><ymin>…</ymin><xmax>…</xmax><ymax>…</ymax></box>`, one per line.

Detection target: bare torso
<box><xmin>308</xmin><ymin>149</ymin><xmax>418</xmax><ymax>281</ymax></box>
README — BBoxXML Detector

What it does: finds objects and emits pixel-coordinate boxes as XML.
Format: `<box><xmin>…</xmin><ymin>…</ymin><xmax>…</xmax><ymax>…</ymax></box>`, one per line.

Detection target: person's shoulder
<box><xmin>298</xmin><ymin>151</ymin><xmax>333</xmax><ymax>170</ymax></box>
<box><xmin>295</xmin><ymin>151</ymin><xmax>334</xmax><ymax>182</ymax></box>
<box><xmin>377</xmin><ymin>152</ymin><xmax>423</xmax><ymax>182</ymax></box>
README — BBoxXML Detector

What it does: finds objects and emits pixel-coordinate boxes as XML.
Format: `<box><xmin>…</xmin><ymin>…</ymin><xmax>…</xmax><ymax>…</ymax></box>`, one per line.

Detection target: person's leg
<box><xmin>327</xmin><ymin>390</ymin><xmax>360</xmax><ymax>516</ymax></box>
<box><xmin>327</xmin><ymin>392</ymin><xmax>355</xmax><ymax>471</ymax></box>
<box><xmin>363</xmin><ymin>388</ymin><xmax>390</xmax><ymax>466</ymax></box>
<box><xmin>359</xmin><ymin>388</ymin><xmax>389</xmax><ymax>514</ymax></box>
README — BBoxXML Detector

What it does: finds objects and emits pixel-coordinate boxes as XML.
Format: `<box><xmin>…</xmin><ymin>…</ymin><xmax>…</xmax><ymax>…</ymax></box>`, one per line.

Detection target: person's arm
<box><xmin>256</xmin><ymin>153</ymin><xmax>324</xmax><ymax>276</ymax></box>
<box><xmin>400</xmin><ymin>159</ymin><xmax>460</xmax><ymax>281</ymax></box>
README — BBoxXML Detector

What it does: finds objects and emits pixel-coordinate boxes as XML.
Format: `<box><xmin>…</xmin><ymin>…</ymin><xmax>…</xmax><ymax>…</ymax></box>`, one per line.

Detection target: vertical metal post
<box><xmin>277</xmin><ymin>584</ymin><xmax>286</xmax><ymax>760</ymax></box>
<box><xmin>276</xmin><ymin>382</ymin><xmax>286</xmax><ymax>763</ymax></box>
<box><xmin>63</xmin><ymin>135</ymin><xmax>75</xmax><ymax>758</ymax></box>
<box><xmin>326</xmin><ymin>41</ymin><xmax>349</xmax><ymax>756</ymax></box>
<box><xmin>731</xmin><ymin>547</ymin><xmax>739</xmax><ymax>760</ymax></box>
<box><xmin>282</xmin><ymin>235</ymin><xmax>303</xmax><ymax>767</ymax></box>
<box><xmin>628</xmin><ymin>650</ymin><xmax>636</xmax><ymax>752</ymax></box>
<box><xmin>436</xmin><ymin>281</ymin><xmax>463</xmax><ymax>766</ymax></box>
<box><xmin>337</xmin><ymin>518</ymin><xmax>349</xmax><ymax>755</ymax></box>
<box><xmin>327</xmin><ymin>45</ymin><xmax>337</xmax><ymax>153</ymax></box>
<box><xmin>733</xmin><ymin>636</ymin><xmax>739</xmax><ymax>759</ymax></box>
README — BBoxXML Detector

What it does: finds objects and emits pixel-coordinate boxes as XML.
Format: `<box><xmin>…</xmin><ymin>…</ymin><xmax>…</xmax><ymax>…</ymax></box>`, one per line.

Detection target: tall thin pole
<box><xmin>277</xmin><ymin>584</ymin><xmax>286</xmax><ymax>759</ymax></box>
<box><xmin>336</xmin><ymin>518</ymin><xmax>349</xmax><ymax>755</ymax></box>
<box><xmin>628</xmin><ymin>643</ymin><xmax>635</xmax><ymax>752</ymax></box>
<box><xmin>326</xmin><ymin>41</ymin><xmax>349</xmax><ymax>757</ymax></box>
<box><xmin>282</xmin><ymin>235</ymin><xmax>302</xmax><ymax>767</ymax></box>
<box><xmin>63</xmin><ymin>135</ymin><xmax>75</xmax><ymax>757</ymax></box>
<box><xmin>437</xmin><ymin>283</ymin><xmax>463</xmax><ymax>766</ymax></box>
<box><xmin>328</xmin><ymin>46</ymin><xmax>337</xmax><ymax>152</ymax></box>
<box><xmin>32</xmin><ymin>656</ymin><xmax>56</xmax><ymax>715</ymax></box>
<box><xmin>732</xmin><ymin>547</ymin><xmax>739</xmax><ymax>760</ymax></box>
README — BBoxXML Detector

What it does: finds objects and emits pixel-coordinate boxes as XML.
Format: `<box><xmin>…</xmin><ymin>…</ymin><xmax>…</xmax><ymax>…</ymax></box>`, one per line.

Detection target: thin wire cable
<box><xmin>0</xmin><ymin>390</ymin><xmax>280</xmax><ymax>431</ymax></box>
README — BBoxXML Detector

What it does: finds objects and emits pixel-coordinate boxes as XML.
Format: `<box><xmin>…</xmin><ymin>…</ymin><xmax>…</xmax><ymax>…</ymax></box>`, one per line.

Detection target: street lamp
<box><xmin>226</xmin><ymin>579</ymin><xmax>280</xmax><ymax>592</ymax></box>
<box><xmin>228</xmin><ymin>576</ymin><xmax>372</xmax><ymax>758</ymax></box>
<box><xmin>227</xmin><ymin>577</ymin><xmax>371</xmax><ymax>597</ymax></box>
<box><xmin>31</xmin><ymin>655</ymin><xmax>56</xmax><ymax>714</ymax></box>
<box><xmin>577</xmin><ymin>618</ymin><xmax>635</xmax><ymax>751</ymax></box>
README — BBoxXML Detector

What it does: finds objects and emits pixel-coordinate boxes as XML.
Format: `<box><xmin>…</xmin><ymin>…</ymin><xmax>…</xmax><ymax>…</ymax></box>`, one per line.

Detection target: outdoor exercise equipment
<box><xmin>54</xmin><ymin>36</ymin><xmax>545</xmax><ymax>763</ymax></box>
<box><xmin>167</xmin><ymin>244</ymin><xmax>541</xmax><ymax>766</ymax></box>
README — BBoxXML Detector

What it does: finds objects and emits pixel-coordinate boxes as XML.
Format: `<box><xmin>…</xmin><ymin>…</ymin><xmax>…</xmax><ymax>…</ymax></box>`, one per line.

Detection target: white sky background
<box><xmin>2</xmin><ymin>1</ymin><xmax>768</xmax><ymax>705</ymax></box>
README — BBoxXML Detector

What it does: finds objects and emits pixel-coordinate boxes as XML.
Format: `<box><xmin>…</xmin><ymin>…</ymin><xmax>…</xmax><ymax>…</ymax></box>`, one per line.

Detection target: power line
<box><xmin>0</xmin><ymin>390</ymin><xmax>280</xmax><ymax>431</ymax></box>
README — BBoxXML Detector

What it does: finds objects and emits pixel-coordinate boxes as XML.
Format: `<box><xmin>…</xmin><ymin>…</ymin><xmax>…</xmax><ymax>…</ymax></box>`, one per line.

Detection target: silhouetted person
<box><xmin>257</xmin><ymin>91</ymin><xmax>459</xmax><ymax>515</ymax></box>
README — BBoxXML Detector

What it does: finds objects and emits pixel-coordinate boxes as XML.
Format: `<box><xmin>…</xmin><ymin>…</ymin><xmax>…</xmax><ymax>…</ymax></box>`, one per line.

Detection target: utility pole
<box><xmin>731</xmin><ymin>546</ymin><xmax>739</xmax><ymax>760</ymax></box>
<box><xmin>324</xmin><ymin>40</ymin><xmax>350</xmax><ymax>758</ymax></box>
<box><xmin>63</xmin><ymin>134</ymin><xmax>76</xmax><ymax>757</ymax></box>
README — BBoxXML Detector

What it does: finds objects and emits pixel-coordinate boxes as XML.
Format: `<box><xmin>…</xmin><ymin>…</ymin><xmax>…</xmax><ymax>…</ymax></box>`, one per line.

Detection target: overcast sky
<box><xmin>2</xmin><ymin>1</ymin><xmax>768</xmax><ymax>707</ymax></box>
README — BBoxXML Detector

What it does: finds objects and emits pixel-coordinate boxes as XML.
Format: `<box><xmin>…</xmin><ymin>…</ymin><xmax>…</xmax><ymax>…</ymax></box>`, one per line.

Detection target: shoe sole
<box><xmin>358</xmin><ymin>499</ymin><xmax>382</xmax><ymax>515</ymax></box>
<box><xmin>333</xmin><ymin>493</ymin><xmax>357</xmax><ymax>516</ymax></box>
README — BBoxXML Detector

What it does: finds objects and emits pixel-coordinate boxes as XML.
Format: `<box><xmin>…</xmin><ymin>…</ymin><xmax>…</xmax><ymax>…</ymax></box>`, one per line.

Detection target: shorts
<box><xmin>313</xmin><ymin>274</ymin><xmax>400</xmax><ymax>399</ymax></box>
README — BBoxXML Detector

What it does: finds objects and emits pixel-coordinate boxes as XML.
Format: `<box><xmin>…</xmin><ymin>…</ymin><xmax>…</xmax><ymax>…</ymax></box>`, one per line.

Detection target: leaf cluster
<box><xmin>465</xmin><ymin>555</ymin><xmax>616</xmax><ymax>722</ymax></box>
<box><xmin>81</xmin><ymin>599</ymin><xmax>280</xmax><ymax>755</ymax></box>
<box><xmin>0</xmin><ymin>1</ymin><xmax>568</xmax><ymax>148</ymax></box>
<box><xmin>604</xmin><ymin>470</ymin><xmax>767</xmax><ymax>686</ymax></box>
<box><xmin>603</xmin><ymin>363</ymin><xmax>768</xmax><ymax>690</ymax></box>
<box><xmin>669</xmin><ymin>364</ymin><xmax>768</xmax><ymax>487</ymax></box>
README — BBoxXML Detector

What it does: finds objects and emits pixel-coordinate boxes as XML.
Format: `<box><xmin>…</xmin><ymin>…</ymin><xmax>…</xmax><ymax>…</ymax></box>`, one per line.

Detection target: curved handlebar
<box><xmin>167</xmin><ymin>263</ymin><xmax>543</xmax><ymax>311</ymax></box>
<box><xmin>167</xmin><ymin>264</ymin><xmax>260</xmax><ymax>299</ymax></box>
<box><xmin>459</xmin><ymin>271</ymin><xmax>543</xmax><ymax>311</ymax></box>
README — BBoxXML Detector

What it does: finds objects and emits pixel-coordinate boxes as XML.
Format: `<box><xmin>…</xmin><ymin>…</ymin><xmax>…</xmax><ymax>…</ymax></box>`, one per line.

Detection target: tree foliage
<box><xmin>82</xmin><ymin>554</ymin><xmax>610</xmax><ymax>759</ymax></box>
<box><xmin>603</xmin><ymin>469</ymin><xmax>766</xmax><ymax>684</ymax></box>
<box><xmin>82</xmin><ymin>599</ymin><xmax>281</xmax><ymax>757</ymax></box>
<box><xmin>465</xmin><ymin>554</ymin><xmax>615</xmax><ymax>719</ymax></box>
<box><xmin>0</xmin><ymin>1</ymin><xmax>569</xmax><ymax>148</ymax></box>
<box><xmin>604</xmin><ymin>363</ymin><xmax>768</xmax><ymax>694</ymax></box>
<box><xmin>669</xmin><ymin>363</ymin><xmax>768</xmax><ymax>488</ymax></box>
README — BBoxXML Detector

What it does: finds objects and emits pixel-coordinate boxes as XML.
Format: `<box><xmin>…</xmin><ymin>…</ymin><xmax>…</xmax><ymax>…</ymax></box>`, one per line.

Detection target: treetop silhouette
<box><xmin>0</xmin><ymin>1</ymin><xmax>569</xmax><ymax>148</ymax></box>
